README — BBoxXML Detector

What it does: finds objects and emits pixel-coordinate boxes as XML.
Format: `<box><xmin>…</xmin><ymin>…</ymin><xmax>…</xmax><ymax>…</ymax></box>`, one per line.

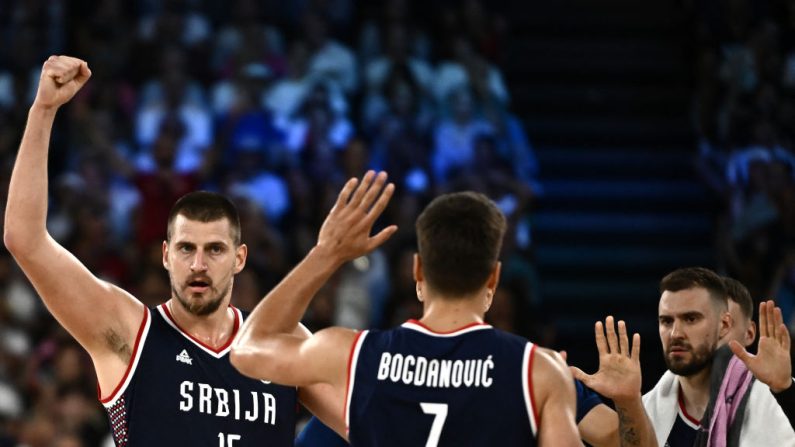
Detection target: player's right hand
<box><xmin>34</xmin><ymin>55</ymin><xmax>91</xmax><ymax>110</ymax></box>
<box><xmin>570</xmin><ymin>316</ymin><xmax>642</xmax><ymax>404</ymax></box>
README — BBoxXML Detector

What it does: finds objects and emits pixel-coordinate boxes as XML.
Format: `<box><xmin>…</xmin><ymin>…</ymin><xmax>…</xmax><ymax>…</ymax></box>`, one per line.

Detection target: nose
<box><xmin>190</xmin><ymin>249</ymin><xmax>208</xmax><ymax>272</ymax></box>
<box><xmin>670</xmin><ymin>320</ymin><xmax>685</xmax><ymax>340</ymax></box>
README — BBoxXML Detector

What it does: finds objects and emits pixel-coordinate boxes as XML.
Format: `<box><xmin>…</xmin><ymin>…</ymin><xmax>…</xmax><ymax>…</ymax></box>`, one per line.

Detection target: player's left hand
<box><xmin>571</xmin><ymin>316</ymin><xmax>642</xmax><ymax>404</ymax></box>
<box><xmin>730</xmin><ymin>300</ymin><xmax>793</xmax><ymax>393</ymax></box>
<box><xmin>315</xmin><ymin>170</ymin><xmax>397</xmax><ymax>265</ymax></box>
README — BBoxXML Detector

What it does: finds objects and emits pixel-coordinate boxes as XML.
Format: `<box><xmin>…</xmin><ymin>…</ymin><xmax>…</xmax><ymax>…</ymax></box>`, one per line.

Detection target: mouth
<box><xmin>187</xmin><ymin>279</ymin><xmax>211</xmax><ymax>293</ymax></box>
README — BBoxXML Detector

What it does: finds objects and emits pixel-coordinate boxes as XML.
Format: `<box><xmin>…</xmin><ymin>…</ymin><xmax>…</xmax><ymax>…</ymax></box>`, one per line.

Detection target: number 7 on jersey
<box><xmin>420</xmin><ymin>402</ymin><xmax>448</xmax><ymax>447</ymax></box>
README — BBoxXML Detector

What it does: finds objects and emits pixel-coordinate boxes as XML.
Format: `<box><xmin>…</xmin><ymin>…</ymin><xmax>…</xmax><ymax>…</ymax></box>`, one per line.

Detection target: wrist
<box><xmin>29</xmin><ymin>103</ymin><xmax>59</xmax><ymax>118</ymax></box>
<box><xmin>772</xmin><ymin>377</ymin><xmax>794</xmax><ymax>394</ymax></box>
<box><xmin>308</xmin><ymin>244</ymin><xmax>346</xmax><ymax>271</ymax></box>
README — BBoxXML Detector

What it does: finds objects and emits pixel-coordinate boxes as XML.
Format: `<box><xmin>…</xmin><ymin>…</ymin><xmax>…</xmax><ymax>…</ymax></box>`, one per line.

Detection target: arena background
<box><xmin>0</xmin><ymin>0</ymin><xmax>793</xmax><ymax>445</ymax></box>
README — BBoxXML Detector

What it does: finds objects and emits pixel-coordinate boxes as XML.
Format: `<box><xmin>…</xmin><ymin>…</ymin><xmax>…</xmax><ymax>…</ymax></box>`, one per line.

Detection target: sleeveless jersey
<box><xmin>100</xmin><ymin>304</ymin><xmax>297</xmax><ymax>447</ymax></box>
<box><xmin>345</xmin><ymin>319</ymin><xmax>539</xmax><ymax>446</ymax></box>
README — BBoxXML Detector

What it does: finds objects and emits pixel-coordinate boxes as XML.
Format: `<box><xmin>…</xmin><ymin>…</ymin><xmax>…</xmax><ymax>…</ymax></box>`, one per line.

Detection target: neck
<box><xmin>419</xmin><ymin>296</ymin><xmax>485</xmax><ymax>332</ymax></box>
<box><xmin>167</xmin><ymin>298</ymin><xmax>235</xmax><ymax>349</ymax></box>
<box><xmin>677</xmin><ymin>366</ymin><xmax>712</xmax><ymax>420</ymax></box>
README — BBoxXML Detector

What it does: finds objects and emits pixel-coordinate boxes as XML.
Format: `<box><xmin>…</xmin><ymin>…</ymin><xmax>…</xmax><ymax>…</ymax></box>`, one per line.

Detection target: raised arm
<box><xmin>230</xmin><ymin>171</ymin><xmax>396</xmax><ymax>431</ymax></box>
<box><xmin>3</xmin><ymin>56</ymin><xmax>144</xmax><ymax>395</ymax></box>
<box><xmin>571</xmin><ymin>317</ymin><xmax>658</xmax><ymax>447</ymax></box>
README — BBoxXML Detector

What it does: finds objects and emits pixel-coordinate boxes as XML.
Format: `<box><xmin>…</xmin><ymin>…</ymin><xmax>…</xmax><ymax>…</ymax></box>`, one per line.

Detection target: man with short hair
<box><xmin>722</xmin><ymin>276</ymin><xmax>756</xmax><ymax>347</ymax></box>
<box><xmin>4</xmin><ymin>55</ymin><xmax>339</xmax><ymax>446</ymax></box>
<box><xmin>642</xmin><ymin>267</ymin><xmax>795</xmax><ymax>446</ymax></box>
<box><xmin>232</xmin><ymin>178</ymin><xmax>584</xmax><ymax>446</ymax></box>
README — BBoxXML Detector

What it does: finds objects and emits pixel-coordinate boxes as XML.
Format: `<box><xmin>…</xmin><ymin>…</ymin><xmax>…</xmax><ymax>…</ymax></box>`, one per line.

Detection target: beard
<box><xmin>664</xmin><ymin>339</ymin><xmax>715</xmax><ymax>376</ymax></box>
<box><xmin>171</xmin><ymin>274</ymin><xmax>231</xmax><ymax>316</ymax></box>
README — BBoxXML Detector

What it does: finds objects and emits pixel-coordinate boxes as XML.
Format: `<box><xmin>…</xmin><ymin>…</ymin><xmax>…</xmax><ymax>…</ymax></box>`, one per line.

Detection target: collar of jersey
<box><xmin>401</xmin><ymin>319</ymin><xmax>492</xmax><ymax>337</ymax></box>
<box><xmin>158</xmin><ymin>303</ymin><xmax>241</xmax><ymax>358</ymax></box>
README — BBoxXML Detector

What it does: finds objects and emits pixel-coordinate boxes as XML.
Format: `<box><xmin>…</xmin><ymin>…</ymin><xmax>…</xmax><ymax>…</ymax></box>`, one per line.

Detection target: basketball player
<box><xmin>4</xmin><ymin>56</ymin><xmax>340</xmax><ymax>446</ymax></box>
<box><xmin>232</xmin><ymin>173</ymin><xmax>586</xmax><ymax>446</ymax></box>
<box><xmin>641</xmin><ymin>267</ymin><xmax>794</xmax><ymax>446</ymax></box>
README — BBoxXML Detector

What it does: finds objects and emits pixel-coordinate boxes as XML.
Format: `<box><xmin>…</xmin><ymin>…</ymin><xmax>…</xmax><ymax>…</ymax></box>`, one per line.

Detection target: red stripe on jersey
<box><xmin>161</xmin><ymin>304</ymin><xmax>240</xmax><ymax>354</ymax></box>
<box><xmin>528</xmin><ymin>343</ymin><xmax>540</xmax><ymax>429</ymax></box>
<box><xmin>678</xmin><ymin>388</ymin><xmax>702</xmax><ymax>427</ymax></box>
<box><xmin>99</xmin><ymin>307</ymin><xmax>149</xmax><ymax>403</ymax></box>
<box><xmin>344</xmin><ymin>330</ymin><xmax>366</xmax><ymax>430</ymax></box>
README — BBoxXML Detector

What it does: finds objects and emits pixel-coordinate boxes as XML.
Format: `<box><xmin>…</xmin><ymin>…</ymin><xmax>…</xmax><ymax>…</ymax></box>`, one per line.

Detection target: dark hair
<box><xmin>415</xmin><ymin>191</ymin><xmax>506</xmax><ymax>297</ymax></box>
<box><xmin>722</xmin><ymin>276</ymin><xmax>754</xmax><ymax>320</ymax></box>
<box><xmin>167</xmin><ymin>191</ymin><xmax>241</xmax><ymax>245</ymax></box>
<box><xmin>659</xmin><ymin>267</ymin><xmax>727</xmax><ymax>309</ymax></box>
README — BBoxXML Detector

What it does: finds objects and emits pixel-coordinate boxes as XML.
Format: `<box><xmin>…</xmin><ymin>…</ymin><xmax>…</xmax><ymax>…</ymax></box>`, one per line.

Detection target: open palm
<box><xmin>730</xmin><ymin>300</ymin><xmax>792</xmax><ymax>392</ymax></box>
<box><xmin>572</xmin><ymin>316</ymin><xmax>642</xmax><ymax>403</ymax></box>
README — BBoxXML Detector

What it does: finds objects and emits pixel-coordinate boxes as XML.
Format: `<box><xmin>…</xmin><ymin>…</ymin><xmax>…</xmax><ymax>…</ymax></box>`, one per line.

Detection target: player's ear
<box><xmin>746</xmin><ymin>321</ymin><xmax>757</xmax><ymax>347</ymax></box>
<box><xmin>234</xmin><ymin>244</ymin><xmax>247</xmax><ymax>273</ymax></box>
<box><xmin>718</xmin><ymin>311</ymin><xmax>731</xmax><ymax>339</ymax></box>
<box><xmin>485</xmin><ymin>261</ymin><xmax>501</xmax><ymax>290</ymax></box>
<box><xmin>162</xmin><ymin>240</ymin><xmax>170</xmax><ymax>269</ymax></box>
<box><xmin>413</xmin><ymin>253</ymin><xmax>423</xmax><ymax>282</ymax></box>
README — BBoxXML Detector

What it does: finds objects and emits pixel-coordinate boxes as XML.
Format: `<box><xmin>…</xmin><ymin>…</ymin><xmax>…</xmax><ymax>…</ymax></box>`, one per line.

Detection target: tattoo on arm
<box><xmin>617</xmin><ymin>406</ymin><xmax>641</xmax><ymax>447</ymax></box>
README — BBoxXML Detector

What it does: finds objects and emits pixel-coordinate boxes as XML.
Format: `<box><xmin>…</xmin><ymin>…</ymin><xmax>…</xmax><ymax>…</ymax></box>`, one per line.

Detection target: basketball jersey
<box><xmin>665</xmin><ymin>390</ymin><xmax>700</xmax><ymax>447</ymax></box>
<box><xmin>345</xmin><ymin>319</ymin><xmax>539</xmax><ymax>447</ymax></box>
<box><xmin>100</xmin><ymin>304</ymin><xmax>297</xmax><ymax>447</ymax></box>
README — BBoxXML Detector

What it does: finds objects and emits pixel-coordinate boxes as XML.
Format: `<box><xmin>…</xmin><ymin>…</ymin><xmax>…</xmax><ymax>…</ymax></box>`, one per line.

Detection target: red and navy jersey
<box><xmin>345</xmin><ymin>320</ymin><xmax>539</xmax><ymax>447</ymax></box>
<box><xmin>100</xmin><ymin>304</ymin><xmax>297</xmax><ymax>447</ymax></box>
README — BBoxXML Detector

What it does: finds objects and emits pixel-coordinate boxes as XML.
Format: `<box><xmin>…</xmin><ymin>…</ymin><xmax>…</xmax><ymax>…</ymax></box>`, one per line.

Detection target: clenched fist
<box><xmin>34</xmin><ymin>55</ymin><xmax>91</xmax><ymax>110</ymax></box>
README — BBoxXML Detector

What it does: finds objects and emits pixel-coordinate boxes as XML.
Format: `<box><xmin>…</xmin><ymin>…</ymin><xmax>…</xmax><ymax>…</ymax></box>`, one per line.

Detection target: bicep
<box><xmin>11</xmin><ymin>235</ymin><xmax>143</xmax><ymax>355</ymax></box>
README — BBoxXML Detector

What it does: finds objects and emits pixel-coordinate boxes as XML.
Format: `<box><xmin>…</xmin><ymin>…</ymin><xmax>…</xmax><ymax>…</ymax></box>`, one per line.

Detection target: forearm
<box><xmin>614</xmin><ymin>397</ymin><xmax>657</xmax><ymax>447</ymax></box>
<box><xmin>236</xmin><ymin>245</ymin><xmax>342</xmax><ymax>344</ymax></box>
<box><xmin>4</xmin><ymin>105</ymin><xmax>57</xmax><ymax>251</ymax></box>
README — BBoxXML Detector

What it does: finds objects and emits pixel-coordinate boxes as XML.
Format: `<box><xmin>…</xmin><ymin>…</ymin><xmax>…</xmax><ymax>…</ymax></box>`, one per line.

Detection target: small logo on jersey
<box><xmin>176</xmin><ymin>349</ymin><xmax>193</xmax><ymax>365</ymax></box>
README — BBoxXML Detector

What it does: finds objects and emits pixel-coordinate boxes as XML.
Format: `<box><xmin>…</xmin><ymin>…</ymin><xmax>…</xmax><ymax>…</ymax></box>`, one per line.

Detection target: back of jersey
<box><xmin>346</xmin><ymin>320</ymin><xmax>538</xmax><ymax>447</ymax></box>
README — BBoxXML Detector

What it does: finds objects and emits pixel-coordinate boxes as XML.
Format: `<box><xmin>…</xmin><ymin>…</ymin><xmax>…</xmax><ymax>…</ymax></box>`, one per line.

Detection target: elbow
<box><xmin>3</xmin><ymin>228</ymin><xmax>24</xmax><ymax>256</ymax></box>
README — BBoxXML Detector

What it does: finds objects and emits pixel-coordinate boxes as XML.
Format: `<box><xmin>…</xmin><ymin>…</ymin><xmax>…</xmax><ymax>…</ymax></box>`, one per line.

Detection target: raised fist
<box><xmin>34</xmin><ymin>55</ymin><xmax>91</xmax><ymax>110</ymax></box>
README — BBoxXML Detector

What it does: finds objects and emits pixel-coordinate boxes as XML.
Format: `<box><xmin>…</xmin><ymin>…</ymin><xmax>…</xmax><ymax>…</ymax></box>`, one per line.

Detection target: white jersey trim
<box><xmin>345</xmin><ymin>330</ymin><xmax>369</xmax><ymax>433</ymax></box>
<box><xmin>157</xmin><ymin>304</ymin><xmax>241</xmax><ymax>358</ymax></box>
<box><xmin>400</xmin><ymin>321</ymin><xmax>492</xmax><ymax>337</ymax></box>
<box><xmin>101</xmin><ymin>307</ymin><xmax>152</xmax><ymax>408</ymax></box>
<box><xmin>522</xmin><ymin>342</ymin><xmax>539</xmax><ymax>437</ymax></box>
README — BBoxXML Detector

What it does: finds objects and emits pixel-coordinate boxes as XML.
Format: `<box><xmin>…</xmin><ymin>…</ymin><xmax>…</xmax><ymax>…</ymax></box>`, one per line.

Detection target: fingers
<box><xmin>605</xmin><ymin>316</ymin><xmax>619</xmax><ymax>354</ymax></box>
<box><xmin>778</xmin><ymin>322</ymin><xmax>791</xmax><ymax>351</ymax></box>
<box><xmin>559</xmin><ymin>350</ymin><xmax>568</xmax><ymax>362</ymax></box>
<box><xmin>630</xmin><ymin>333</ymin><xmax>641</xmax><ymax>361</ymax></box>
<box><xmin>348</xmin><ymin>171</ymin><xmax>377</xmax><ymax>208</ymax></box>
<box><xmin>594</xmin><ymin>321</ymin><xmax>608</xmax><ymax>355</ymax></box>
<box><xmin>365</xmin><ymin>182</ymin><xmax>395</xmax><ymax>224</ymax></box>
<box><xmin>43</xmin><ymin>55</ymin><xmax>88</xmax><ymax>84</ymax></box>
<box><xmin>759</xmin><ymin>301</ymin><xmax>770</xmax><ymax>338</ymax></box>
<box><xmin>334</xmin><ymin>177</ymin><xmax>359</xmax><ymax>210</ymax></box>
<box><xmin>618</xmin><ymin>320</ymin><xmax>629</xmax><ymax>356</ymax></box>
<box><xmin>359</xmin><ymin>171</ymin><xmax>389</xmax><ymax>211</ymax></box>
<box><xmin>367</xmin><ymin>224</ymin><xmax>398</xmax><ymax>251</ymax></box>
<box><xmin>569</xmin><ymin>366</ymin><xmax>591</xmax><ymax>387</ymax></box>
<box><xmin>729</xmin><ymin>339</ymin><xmax>754</xmax><ymax>365</ymax></box>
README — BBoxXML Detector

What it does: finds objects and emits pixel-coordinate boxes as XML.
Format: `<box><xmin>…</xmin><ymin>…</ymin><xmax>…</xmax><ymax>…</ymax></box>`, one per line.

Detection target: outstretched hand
<box><xmin>729</xmin><ymin>300</ymin><xmax>792</xmax><ymax>393</ymax></box>
<box><xmin>34</xmin><ymin>55</ymin><xmax>91</xmax><ymax>110</ymax></box>
<box><xmin>571</xmin><ymin>316</ymin><xmax>642</xmax><ymax>404</ymax></box>
<box><xmin>316</xmin><ymin>170</ymin><xmax>397</xmax><ymax>265</ymax></box>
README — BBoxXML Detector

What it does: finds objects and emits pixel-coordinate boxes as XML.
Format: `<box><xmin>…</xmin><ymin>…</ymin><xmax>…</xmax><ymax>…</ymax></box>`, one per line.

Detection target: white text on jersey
<box><xmin>179</xmin><ymin>381</ymin><xmax>277</xmax><ymax>425</ymax></box>
<box><xmin>377</xmin><ymin>353</ymin><xmax>495</xmax><ymax>388</ymax></box>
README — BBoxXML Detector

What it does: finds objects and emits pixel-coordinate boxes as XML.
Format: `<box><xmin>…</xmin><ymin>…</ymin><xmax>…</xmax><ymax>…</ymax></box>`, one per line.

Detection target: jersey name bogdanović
<box><xmin>99</xmin><ymin>304</ymin><xmax>297</xmax><ymax>446</ymax></box>
<box><xmin>345</xmin><ymin>320</ymin><xmax>539</xmax><ymax>446</ymax></box>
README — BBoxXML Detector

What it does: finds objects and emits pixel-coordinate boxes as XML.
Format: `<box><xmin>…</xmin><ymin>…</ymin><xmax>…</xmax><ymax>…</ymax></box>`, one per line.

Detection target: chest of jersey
<box><xmin>103</xmin><ymin>305</ymin><xmax>297</xmax><ymax>447</ymax></box>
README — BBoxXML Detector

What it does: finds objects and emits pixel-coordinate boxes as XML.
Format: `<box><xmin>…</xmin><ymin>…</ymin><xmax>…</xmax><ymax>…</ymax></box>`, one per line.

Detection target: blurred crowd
<box><xmin>689</xmin><ymin>0</ymin><xmax>795</xmax><ymax>322</ymax></box>
<box><xmin>0</xmin><ymin>0</ymin><xmax>539</xmax><ymax>445</ymax></box>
